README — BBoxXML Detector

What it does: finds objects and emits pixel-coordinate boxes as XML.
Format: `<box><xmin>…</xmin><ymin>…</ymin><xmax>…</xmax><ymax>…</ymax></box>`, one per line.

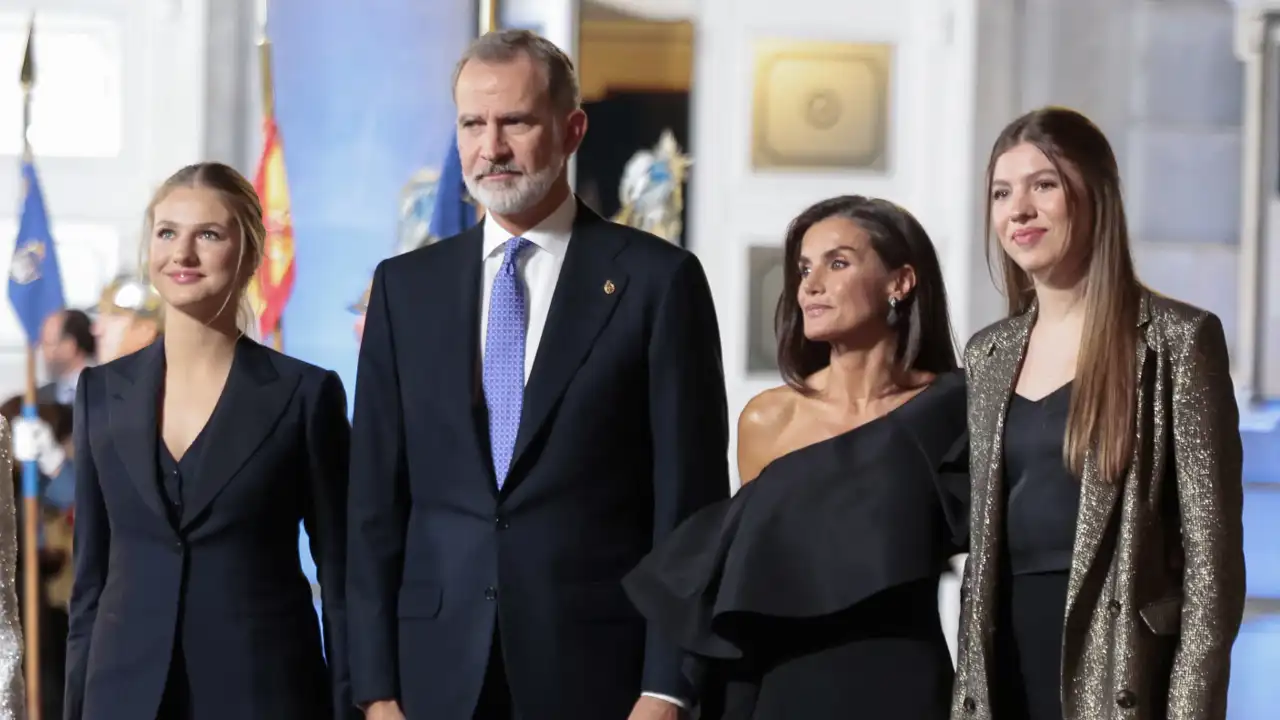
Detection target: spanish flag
<box><xmin>248</xmin><ymin>114</ymin><xmax>295</xmax><ymax>340</ymax></box>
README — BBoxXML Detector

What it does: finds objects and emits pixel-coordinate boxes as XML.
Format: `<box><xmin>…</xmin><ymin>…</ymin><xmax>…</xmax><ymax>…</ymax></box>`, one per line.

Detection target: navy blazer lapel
<box><xmin>504</xmin><ymin>204</ymin><xmax>628</xmax><ymax>492</ymax></box>
<box><xmin>106</xmin><ymin>341</ymin><xmax>168</xmax><ymax>521</ymax></box>
<box><xmin>180</xmin><ymin>337</ymin><xmax>300</xmax><ymax>529</ymax></box>
<box><xmin>430</xmin><ymin>226</ymin><xmax>493</xmax><ymax>492</ymax></box>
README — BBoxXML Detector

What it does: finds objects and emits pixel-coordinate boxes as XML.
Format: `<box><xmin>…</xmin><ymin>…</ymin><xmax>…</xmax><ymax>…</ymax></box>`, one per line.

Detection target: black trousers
<box><xmin>40</xmin><ymin>605</ymin><xmax>68</xmax><ymax>720</ymax></box>
<box><xmin>474</xmin><ymin>626</ymin><xmax>517</xmax><ymax>720</ymax></box>
<box><xmin>156</xmin><ymin>638</ymin><xmax>194</xmax><ymax>720</ymax></box>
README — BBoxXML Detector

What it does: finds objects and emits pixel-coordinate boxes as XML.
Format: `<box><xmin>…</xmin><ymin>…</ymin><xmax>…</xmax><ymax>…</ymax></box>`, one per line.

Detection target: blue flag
<box><xmin>427</xmin><ymin>131</ymin><xmax>475</xmax><ymax>240</ymax></box>
<box><xmin>8</xmin><ymin>159</ymin><xmax>65</xmax><ymax>345</ymax></box>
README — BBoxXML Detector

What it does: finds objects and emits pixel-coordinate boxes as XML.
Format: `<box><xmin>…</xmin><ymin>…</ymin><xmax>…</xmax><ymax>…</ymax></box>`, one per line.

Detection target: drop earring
<box><xmin>886</xmin><ymin>296</ymin><xmax>901</xmax><ymax>326</ymax></box>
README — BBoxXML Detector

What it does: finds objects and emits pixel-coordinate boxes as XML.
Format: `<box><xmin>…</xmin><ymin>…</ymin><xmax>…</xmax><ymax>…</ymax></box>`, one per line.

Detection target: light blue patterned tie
<box><xmin>484</xmin><ymin>237</ymin><xmax>533</xmax><ymax>488</ymax></box>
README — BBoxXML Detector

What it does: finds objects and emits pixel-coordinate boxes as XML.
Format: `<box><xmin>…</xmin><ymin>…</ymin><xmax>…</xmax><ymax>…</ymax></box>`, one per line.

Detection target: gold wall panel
<box><xmin>751</xmin><ymin>39</ymin><xmax>892</xmax><ymax>172</ymax></box>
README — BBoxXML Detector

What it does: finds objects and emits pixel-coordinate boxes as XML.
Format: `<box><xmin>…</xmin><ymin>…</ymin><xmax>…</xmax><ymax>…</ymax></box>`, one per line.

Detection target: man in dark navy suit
<box><xmin>347</xmin><ymin>29</ymin><xmax>729</xmax><ymax>720</ymax></box>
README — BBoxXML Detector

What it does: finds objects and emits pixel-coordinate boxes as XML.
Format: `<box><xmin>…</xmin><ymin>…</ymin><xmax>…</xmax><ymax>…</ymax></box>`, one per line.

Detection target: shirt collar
<box><xmin>482</xmin><ymin>193</ymin><xmax>577</xmax><ymax>260</ymax></box>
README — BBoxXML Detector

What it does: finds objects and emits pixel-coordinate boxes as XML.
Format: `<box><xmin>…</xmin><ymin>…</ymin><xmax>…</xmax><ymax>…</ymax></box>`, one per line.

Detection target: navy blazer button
<box><xmin>484</xmin><ymin>586</ymin><xmax>498</xmax><ymax>601</ymax></box>
<box><xmin>494</xmin><ymin>516</ymin><xmax>509</xmax><ymax>529</ymax></box>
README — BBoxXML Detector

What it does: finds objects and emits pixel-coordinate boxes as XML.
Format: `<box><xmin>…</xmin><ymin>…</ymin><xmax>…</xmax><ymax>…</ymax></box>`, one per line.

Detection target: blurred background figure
<box><xmin>36</xmin><ymin>309</ymin><xmax>94</xmax><ymax>406</ymax></box>
<box><xmin>90</xmin><ymin>273</ymin><xmax>163</xmax><ymax>363</ymax></box>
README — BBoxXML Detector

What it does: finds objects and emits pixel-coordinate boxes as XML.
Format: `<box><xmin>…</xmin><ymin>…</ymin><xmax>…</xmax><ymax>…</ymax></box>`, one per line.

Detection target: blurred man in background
<box><xmin>36</xmin><ymin>309</ymin><xmax>95</xmax><ymax>405</ymax></box>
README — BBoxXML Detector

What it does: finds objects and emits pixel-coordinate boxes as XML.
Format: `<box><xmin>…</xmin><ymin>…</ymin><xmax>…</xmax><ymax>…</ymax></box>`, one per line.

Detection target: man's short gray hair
<box><xmin>452</xmin><ymin>29</ymin><xmax>581</xmax><ymax>115</ymax></box>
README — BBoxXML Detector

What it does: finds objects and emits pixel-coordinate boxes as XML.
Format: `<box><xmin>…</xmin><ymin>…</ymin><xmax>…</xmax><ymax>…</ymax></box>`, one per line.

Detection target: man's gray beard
<box><xmin>465</xmin><ymin>158</ymin><xmax>563</xmax><ymax>216</ymax></box>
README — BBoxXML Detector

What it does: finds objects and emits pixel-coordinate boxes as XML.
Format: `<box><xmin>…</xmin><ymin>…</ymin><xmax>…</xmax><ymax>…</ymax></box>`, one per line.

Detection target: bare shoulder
<box><xmin>737</xmin><ymin>386</ymin><xmax>801</xmax><ymax>485</ymax></box>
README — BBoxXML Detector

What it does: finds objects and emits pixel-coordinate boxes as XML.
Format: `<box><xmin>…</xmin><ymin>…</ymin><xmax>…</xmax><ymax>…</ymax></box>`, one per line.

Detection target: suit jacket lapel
<box><xmin>432</xmin><ymin>226</ymin><xmax>493</xmax><ymax>493</ymax></box>
<box><xmin>106</xmin><ymin>341</ymin><xmax>168</xmax><ymax>521</ymax></box>
<box><xmin>1064</xmin><ymin>292</ymin><xmax>1152</xmax><ymax>625</ymax></box>
<box><xmin>975</xmin><ymin>306</ymin><xmax>1036</xmax><ymax>510</ymax></box>
<box><xmin>180</xmin><ymin>337</ymin><xmax>300</xmax><ymax>529</ymax></box>
<box><xmin>504</xmin><ymin>204</ymin><xmax>628</xmax><ymax>493</ymax></box>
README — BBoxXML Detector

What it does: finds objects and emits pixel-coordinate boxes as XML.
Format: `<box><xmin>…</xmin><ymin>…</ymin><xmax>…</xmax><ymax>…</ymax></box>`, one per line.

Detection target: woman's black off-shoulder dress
<box><xmin>623</xmin><ymin>371</ymin><xmax>969</xmax><ymax>719</ymax></box>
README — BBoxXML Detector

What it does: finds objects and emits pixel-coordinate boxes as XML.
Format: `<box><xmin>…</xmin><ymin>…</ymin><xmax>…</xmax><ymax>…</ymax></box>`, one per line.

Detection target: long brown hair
<box><xmin>984</xmin><ymin>107</ymin><xmax>1141</xmax><ymax>482</ymax></box>
<box><xmin>139</xmin><ymin>162</ymin><xmax>266</xmax><ymax>333</ymax></box>
<box><xmin>776</xmin><ymin>195</ymin><xmax>958</xmax><ymax>394</ymax></box>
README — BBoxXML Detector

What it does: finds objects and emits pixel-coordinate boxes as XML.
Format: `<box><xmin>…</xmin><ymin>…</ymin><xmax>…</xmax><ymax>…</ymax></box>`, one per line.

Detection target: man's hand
<box><xmin>363</xmin><ymin>700</ymin><xmax>405</xmax><ymax>720</ymax></box>
<box><xmin>627</xmin><ymin>695</ymin><xmax>683</xmax><ymax>720</ymax></box>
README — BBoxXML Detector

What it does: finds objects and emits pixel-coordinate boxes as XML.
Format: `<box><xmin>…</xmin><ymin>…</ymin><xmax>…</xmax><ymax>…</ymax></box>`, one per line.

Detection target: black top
<box><xmin>623</xmin><ymin>370</ymin><xmax>968</xmax><ymax>718</ymax></box>
<box><xmin>156</xmin><ymin>419</ymin><xmax>217</xmax><ymax>531</ymax></box>
<box><xmin>994</xmin><ymin>382</ymin><xmax>1077</xmax><ymax>720</ymax></box>
<box><xmin>1002</xmin><ymin>382</ymin><xmax>1079</xmax><ymax>575</ymax></box>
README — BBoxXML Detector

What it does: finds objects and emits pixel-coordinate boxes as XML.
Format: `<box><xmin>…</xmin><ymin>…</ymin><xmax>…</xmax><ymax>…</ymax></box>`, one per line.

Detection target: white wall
<box><xmin>689</xmin><ymin>0</ymin><xmax>982</xmax><ymax>486</ymax></box>
<box><xmin>502</xmin><ymin>0</ymin><xmax>579</xmax><ymax>60</ymax></box>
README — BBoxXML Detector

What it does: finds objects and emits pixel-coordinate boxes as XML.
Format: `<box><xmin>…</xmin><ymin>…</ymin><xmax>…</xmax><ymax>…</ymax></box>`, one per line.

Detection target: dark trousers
<box><xmin>156</xmin><ymin>638</ymin><xmax>193</xmax><ymax>720</ymax></box>
<box><xmin>40</xmin><ymin>605</ymin><xmax>68</xmax><ymax>720</ymax></box>
<box><xmin>474</xmin><ymin>627</ymin><xmax>517</xmax><ymax>720</ymax></box>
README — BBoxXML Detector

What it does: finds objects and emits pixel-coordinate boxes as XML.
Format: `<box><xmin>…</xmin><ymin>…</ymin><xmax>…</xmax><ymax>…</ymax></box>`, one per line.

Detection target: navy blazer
<box><xmin>64</xmin><ymin>337</ymin><xmax>356</xmax><ymax>720</ymax></box>
<box><xmin>347</xmin><ymin>202</ymin><xmax>731</xmax><ymax>719</ymax></box>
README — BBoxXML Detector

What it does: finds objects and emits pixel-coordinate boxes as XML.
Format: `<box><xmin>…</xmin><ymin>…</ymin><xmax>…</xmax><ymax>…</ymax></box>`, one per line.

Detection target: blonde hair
<box><xmin>983</xmin><ymin>107</ymin><xmax>1141</xmax><ymax>483</ymax></box>
<box><xmin>139</xmin><ymin>162</ymin><xmax>265</xmax><ymax>333</ymax></box>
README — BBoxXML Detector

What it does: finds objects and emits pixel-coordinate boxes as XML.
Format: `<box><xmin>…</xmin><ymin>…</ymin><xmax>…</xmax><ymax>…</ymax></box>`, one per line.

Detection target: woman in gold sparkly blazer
<box><xmin>950</xmin><ymin>106</ymin><xmax>1245</xmax><ymax>720</ymax></box>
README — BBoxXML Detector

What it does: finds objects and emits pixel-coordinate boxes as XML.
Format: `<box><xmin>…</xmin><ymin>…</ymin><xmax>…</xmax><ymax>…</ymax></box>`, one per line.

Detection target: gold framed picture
<box><xmin>751</xmin><ymin>39</ymin><xmax>892</xmax><ymax>172</ymax></box>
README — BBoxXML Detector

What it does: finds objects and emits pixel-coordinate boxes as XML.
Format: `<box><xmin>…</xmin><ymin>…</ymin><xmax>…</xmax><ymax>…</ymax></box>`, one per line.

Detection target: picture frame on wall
<box><xmin>746</xmin><ymin>244</ymin><xmax>786</xmax><ymax>374</ymax></box>
<box><xmin>750</xmin><ymin>39</ymin><xmax>892</xmax><ymax>172</ymax></box>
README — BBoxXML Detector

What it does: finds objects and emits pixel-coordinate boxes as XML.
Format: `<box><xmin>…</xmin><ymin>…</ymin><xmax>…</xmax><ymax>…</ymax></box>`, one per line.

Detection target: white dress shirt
<box><xmin>478</xmin><ymin>195</ymin><xmax>687</xmax><ymax>711</ymax></box>
<box><xmin>479</xmin><ymin>194</ymin><xmax>575</xmax><ymax>381</ymax></box>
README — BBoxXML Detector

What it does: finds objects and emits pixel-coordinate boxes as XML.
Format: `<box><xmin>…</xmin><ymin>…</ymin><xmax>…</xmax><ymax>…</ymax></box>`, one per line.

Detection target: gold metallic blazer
<box><xmin>951</xmin><ymin>291</ymin><xmax>1246</xmax><ymax>720</ymax></box>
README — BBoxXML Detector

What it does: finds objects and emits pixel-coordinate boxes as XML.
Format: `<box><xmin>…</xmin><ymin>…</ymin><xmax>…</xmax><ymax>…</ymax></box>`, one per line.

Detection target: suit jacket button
<box><xmin>484</xmin><ymin>586</ymin><xmax>498</xmax><ymax>601</ymax></box>
<box><xmin>1116</xmin><ymin>690</ymin><xmax>1137</xmax><ymax>709</ymax></box>
<box><xmin>962</xmin><ymin>697</ymin><xmax>976</xmax><ymax>713</ymax></box>
<box><xmin>494</xmin><ymin>516</ymin><xmax>509</xmax><ymax>530</ymax></box>
<box><xmin>1108</xmin><ymin>599</ymin><xmax>1122</xmax><ymax>615</ymax></box>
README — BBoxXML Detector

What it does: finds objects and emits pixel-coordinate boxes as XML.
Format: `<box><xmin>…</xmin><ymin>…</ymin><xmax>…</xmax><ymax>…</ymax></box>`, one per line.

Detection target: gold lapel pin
<box><xmin>603</xmin><ymin>279</ymin><xmax>616</xmax><ymax>295</ymax></box>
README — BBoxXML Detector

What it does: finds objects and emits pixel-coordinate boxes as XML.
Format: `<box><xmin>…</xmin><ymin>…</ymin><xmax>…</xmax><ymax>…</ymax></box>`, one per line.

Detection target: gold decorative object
<box><xmin>751</xmin><ymin>39</ymin><xmax>892</xmax><ymax>171</ymax></box>
<box><xmin>98</xmin><ymin>273</ymin><xmax>162</xmax><ymax>318</ymax></box>
<box><xmin>612</xmin><ymin>129</ymin><xmax>691</xmax><ymax>245</ymax></box>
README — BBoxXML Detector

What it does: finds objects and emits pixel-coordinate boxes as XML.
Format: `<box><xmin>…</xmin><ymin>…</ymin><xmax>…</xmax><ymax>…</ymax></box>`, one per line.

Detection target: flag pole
<box><xmin>478</xmin><ymin>0</ymin><xmax>499</xmax><ymax>36</ymax></box>
<box><xmin>474</xmin><ymin>1</ymin><xmax>499</xmax><ymax>223</ymax></box>
<box><xmin>256</xmin><ymin>0</ymin><xmax>284</xmax><ymax>353</ymax></box>
<box><xmin>19</xmin><ymin>16</ymin><xmax>42</xmax><ymax>720</ymax></box>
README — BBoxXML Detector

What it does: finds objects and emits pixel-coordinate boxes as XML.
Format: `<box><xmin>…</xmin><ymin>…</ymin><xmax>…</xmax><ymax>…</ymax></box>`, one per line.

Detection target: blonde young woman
<box><xmin>952</xmin><ymin>107</ymin><xmax>1245</xmax><ymax>720</ymax></box>
<box><xmin>64</xmin><ymin>163</ymin><xmax>357</xmax><ymax>720</ymax></box>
